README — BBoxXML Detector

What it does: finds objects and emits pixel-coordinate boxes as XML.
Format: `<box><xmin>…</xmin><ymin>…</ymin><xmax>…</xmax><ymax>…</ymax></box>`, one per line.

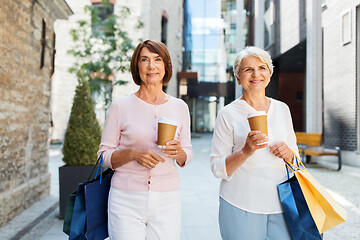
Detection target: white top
<box><xmin>210</xmin><ymin>98</ymin><xmax>299</xmax><ymax>214</ymax></box>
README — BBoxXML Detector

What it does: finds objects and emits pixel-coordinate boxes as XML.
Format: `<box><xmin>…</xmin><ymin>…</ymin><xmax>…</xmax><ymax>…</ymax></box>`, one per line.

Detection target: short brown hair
<box><xmin>130</xmin><ymin>40</ymin><xmax>173</xmax><ymax>86</ymax></box>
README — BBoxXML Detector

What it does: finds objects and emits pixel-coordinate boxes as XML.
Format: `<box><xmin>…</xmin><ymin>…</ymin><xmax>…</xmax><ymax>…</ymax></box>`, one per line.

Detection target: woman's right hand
<box><xmin>224</xmin><ymin>131</ymin><xmax>268</xmax><ymax>176</ymax></box>
<box><xmin>242</xmin><ymin>130</ymin><xmax>268</xmax><ymax>156</ymax></box>
<box><xmin>133</xmin><ymin>149</ymin><xmax>165</xmax><ymax>170</ymax></box>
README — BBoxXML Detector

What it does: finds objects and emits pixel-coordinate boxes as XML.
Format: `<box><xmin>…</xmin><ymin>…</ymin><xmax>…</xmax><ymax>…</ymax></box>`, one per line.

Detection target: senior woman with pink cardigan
<box><xmin>98</xmin><ymin>40</ymin><xmax>192</xmax><ymax>240</ymax></box>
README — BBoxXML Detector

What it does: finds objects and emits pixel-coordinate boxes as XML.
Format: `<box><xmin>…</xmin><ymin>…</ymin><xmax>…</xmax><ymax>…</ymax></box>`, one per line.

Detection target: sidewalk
<box><xmin>1</xmin><ymin>133</ymin><xmax>360</xmax><ymax>239</ymax></box>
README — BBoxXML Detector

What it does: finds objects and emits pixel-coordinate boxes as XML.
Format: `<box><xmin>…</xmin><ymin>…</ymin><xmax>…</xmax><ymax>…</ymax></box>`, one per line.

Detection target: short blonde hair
<box><xmin>233</xmin><ymin>46</ymin><xmax>274</xmax><ymax>78</ymax></box>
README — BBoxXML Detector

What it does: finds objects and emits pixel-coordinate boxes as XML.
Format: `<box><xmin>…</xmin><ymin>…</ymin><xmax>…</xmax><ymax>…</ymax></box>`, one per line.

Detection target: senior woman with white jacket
<box><xmin>210</xmin><ymin>46</ymin><xmax>299</xmax><ymax>240</ymax></box>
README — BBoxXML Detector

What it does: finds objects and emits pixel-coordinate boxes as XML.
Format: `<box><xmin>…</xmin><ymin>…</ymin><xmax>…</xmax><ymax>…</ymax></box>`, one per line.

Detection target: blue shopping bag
<box><xmin>84</xmin><ymin>168</ymin><xmax>113</xmax><ymax>239</ymax></box>
<box><xmin>278</xmin><ymin>157</ymin><xmax>322</xmax><ymax>240</ymax></box>
<box><xmin>66</xmin><ymin>154</ymin><xmax>114</xmax><ymax>240</ymax></box>
<box><xmin>278</xmin><ymin>175</ymin><xmax>322</xmax><ymax>240</ymax></box>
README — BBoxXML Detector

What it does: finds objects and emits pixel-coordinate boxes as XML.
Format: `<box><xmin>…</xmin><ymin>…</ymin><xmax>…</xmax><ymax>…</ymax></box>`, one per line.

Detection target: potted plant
<box><xmin>59</xmin><ymin>80</ymin><xmax>102</xmax><ymax>219</ymax></box>
<box><xmin>59</xmin><ymin>1</ymin><xmax>143</xmax><ymax>218</ymax></box>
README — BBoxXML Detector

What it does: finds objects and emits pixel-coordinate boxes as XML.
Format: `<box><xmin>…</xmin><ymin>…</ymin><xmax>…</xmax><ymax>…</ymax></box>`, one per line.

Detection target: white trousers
<box><xmin>108</xmin><ymin>187</ymin><xmax>181</xmax><ymax>240</ymax></box>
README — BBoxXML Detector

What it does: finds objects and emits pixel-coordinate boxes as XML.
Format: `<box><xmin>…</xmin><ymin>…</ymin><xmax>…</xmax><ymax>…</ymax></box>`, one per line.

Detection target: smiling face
<box><xmin>138</xmin><ymin>47</ymin><xmax>165</xmax><ymax>86</ymax></box>
<box><xmin>236</xmin><ymin>55</ymin><xmax>271</xmax><ymax>93</ymax></box>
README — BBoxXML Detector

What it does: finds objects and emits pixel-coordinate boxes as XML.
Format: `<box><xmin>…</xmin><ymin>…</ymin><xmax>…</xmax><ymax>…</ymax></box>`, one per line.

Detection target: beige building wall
<box><xmin>51</xmin><ymin>1</ymin><xmax>87</xmax><ymax>141</ymax></box>
<box><xmin>0</xmin><ymin>0</ymin><xmax>72</xmax><ymax>227</ymax></box>
<box><xmin>51</xmin><ymin>0</ymin><xmax>183</xmax><ymax>140</ymax></box>
<box><xmin>113</xmin><ymin>0</ymin><xmax>183</xmax><ymax>98</ymax></box>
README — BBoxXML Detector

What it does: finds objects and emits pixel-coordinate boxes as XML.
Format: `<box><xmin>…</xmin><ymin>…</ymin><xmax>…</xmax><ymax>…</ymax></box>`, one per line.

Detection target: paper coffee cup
<box><xmin>157</xmin><ymin>117</ymin><xmax>178</xmax><ymax>146</ymax></box>
<box><xmin>247</xmin><ymin>111</ymin><xmax>268</xmax><ymax>136</ymax></box>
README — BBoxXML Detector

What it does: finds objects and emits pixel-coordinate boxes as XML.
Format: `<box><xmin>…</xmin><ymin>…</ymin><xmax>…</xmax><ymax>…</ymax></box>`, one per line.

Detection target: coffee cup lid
<box><xmin>158</xmin><ymin>117</ymin><xmax>178</xmax><ymax>126</ymax></box>
<box><xmin>247</xmin><ymin>111</ymin><xmax>267</xmax><ymax>118</ymax></box>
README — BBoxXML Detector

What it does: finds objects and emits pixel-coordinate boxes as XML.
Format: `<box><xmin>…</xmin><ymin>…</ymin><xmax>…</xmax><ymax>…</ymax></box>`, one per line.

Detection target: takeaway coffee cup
<box><xmin>157</xmin><ymin>117</ymin><xmax>178</xmax><ymax>146</ymax></box>
<box><xmin>247</xmin><ymin>111</ymin><xmax>268</xmax><ymax>136</ymax></box>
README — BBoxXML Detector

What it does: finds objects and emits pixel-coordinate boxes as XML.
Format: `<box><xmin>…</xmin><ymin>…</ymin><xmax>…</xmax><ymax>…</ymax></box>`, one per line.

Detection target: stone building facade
<box><xmin>0</xmin><ymin>0</ymin><xmax>72</xmax><ymax>226</ymax></box>
<box><xmin>51</xmin><ymin>0</ymin><xmax>184</xmax><ymax>141</ymax></box>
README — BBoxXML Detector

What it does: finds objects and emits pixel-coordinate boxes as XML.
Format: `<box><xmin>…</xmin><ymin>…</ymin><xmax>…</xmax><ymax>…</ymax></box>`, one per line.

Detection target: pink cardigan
<box><xmin>97</xmin><ymin>93</ymin><xmax>193</xmax><ymax>192</ymax></box>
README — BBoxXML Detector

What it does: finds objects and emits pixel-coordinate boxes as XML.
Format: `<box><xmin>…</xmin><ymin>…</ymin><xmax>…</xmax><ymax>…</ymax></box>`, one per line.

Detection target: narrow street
<box><xmin>1</xmin><ymin>133</ymin><xmax>359</xmax><ymax>239</ymax></box>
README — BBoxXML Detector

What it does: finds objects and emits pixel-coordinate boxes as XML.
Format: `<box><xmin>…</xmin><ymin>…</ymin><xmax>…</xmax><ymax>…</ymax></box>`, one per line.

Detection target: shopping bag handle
<box><xmin>94</xmin><ymin>154</ymin><xmax>104</xmax><ymax>183</ymax></box>
<box><xmin>284</xmin><ymin>151</ymin><xmax>307</xmax><ymax>173</ymax></box>
<box><xmin>87</xmin><ymin>152</ymin><xmax>105</xmax><ymax>183</ymax></box>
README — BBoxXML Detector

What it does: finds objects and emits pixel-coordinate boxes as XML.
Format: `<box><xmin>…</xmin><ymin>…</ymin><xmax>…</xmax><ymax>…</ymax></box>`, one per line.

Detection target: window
<box><xmin>40</xmin><ymin>19</ymin><xmax>46</xmax><ymax>69</ymax></box>
<box><xmin>91</xmin><ymin>0</ymin><xmax>115</xmax><ymax>36</ymax></box>
<box><xmin>265</xmin><ymin>0</ymin><xmax>271</xmax><ymax>11</ymax></box>
<box><xmin>264</xmin><ymin>0</ymin><xmax>274</xmax><ymax>47</ymax></box>
<box><xmin>51</xmin><ymin>32</ymin><xmax>56</xmax><ymax>76</ymax></box>
<box><xmin>92</xmin><ymin>3</ymin><xmax>114</xmax><ymax>21</ymax></box>
<box><xmin>321</xmin><ymin>0</ymin><xmax>327</xmax><ymax>11</ymax></box>
<box><xmin>342</xmin><ymin>10</ymin><xmax>352</xmax><ymax>45</ymax></box>
<box><xmin>161</xmin><ymin>11</ymin><xmax>168</xmax><ymax>45</ymax></box>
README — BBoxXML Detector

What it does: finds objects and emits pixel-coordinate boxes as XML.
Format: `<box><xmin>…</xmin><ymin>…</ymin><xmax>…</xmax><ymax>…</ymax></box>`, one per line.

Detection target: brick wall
<box><xmin>322</xmin><ymin>0</ymin><xmax>360</xmax><ymax>150</ymax></box>
<box><xmin>270</xmin><ymin>0</ymin><xmax>359</xmax><ymax>151</ymax></box>
<box><xmin>0</xmin><ymin>0</ymin><xmax>71</xmax><ymax>227</ymax></box>
<box><xmin>271</xmin><ymin>0</ymin><xmax>306</xmax><ymax>58</ymax></box>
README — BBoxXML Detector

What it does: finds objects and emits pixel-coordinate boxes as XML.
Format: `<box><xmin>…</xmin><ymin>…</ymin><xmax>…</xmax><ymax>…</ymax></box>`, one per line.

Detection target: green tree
<box><xmin>62</xmin><ymin>80</ymin><xmax>102</xmax><ymax>166</ymax></box>
<box><xmin>68</xmin><ymin>0</ymin><xmax>143</xmax><ymax>112</ymax></box>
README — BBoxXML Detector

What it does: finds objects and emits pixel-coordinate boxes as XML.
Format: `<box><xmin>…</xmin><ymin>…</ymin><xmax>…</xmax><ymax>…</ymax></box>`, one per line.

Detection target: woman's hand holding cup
<box><xmin>242</xmin><ymin>130</ymin><xmax>268</xmax><ymax>157</ymax></box>
<box><xmin>161</xmin><ymin>140</ymin><xmax>187</xmax><ymax>167</ymax></box>
<box><xmin>161</xmin><ymin>140</ymin><xmax>182</xmax><ymax>158</ymax></box>
<box><xmin>156</xmin><ymin>117</ymin><xmax>186</xmax><ymax>166</ymax></box>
